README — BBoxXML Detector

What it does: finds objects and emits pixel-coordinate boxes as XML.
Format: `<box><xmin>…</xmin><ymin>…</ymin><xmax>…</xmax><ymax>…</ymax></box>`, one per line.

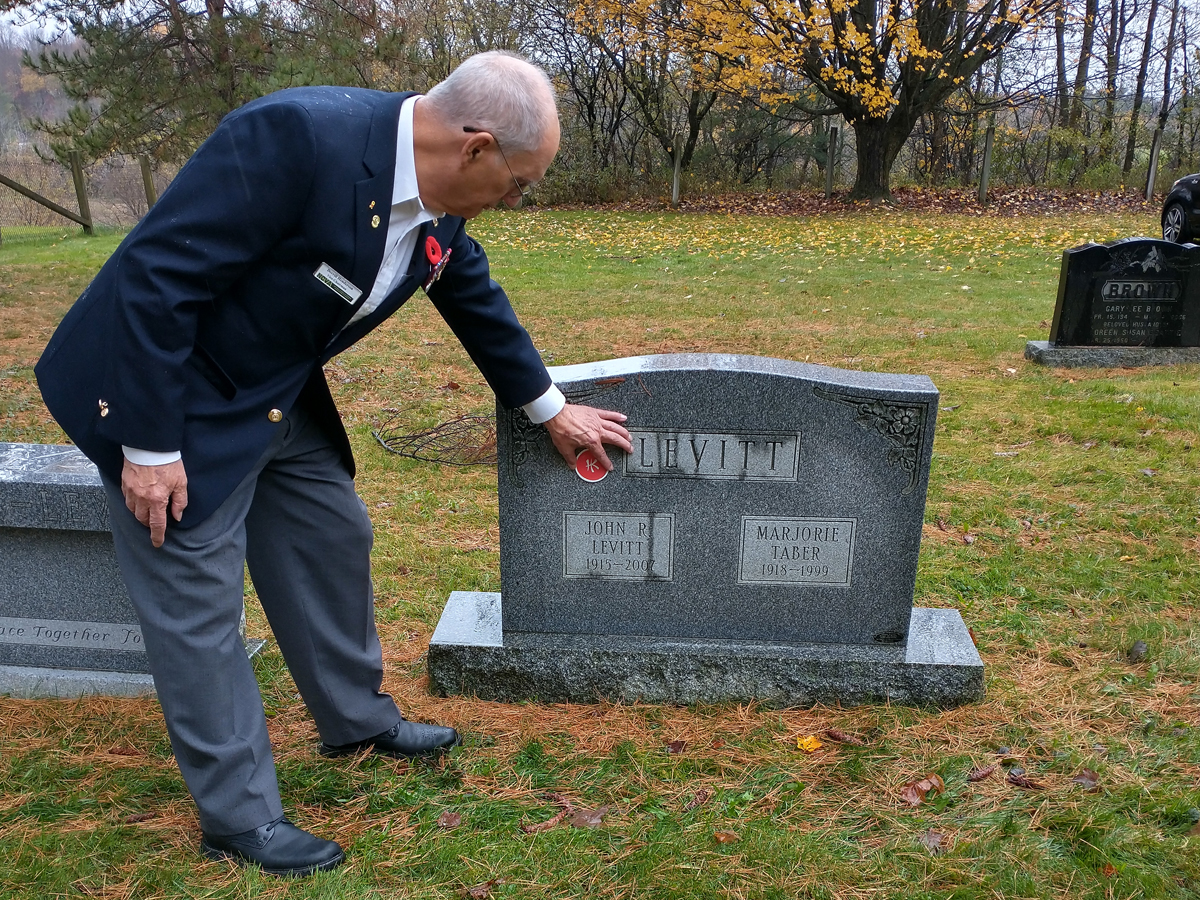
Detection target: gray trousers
<box><xmin>101</xmin><ymin>401</ymin><xmax>401</xmax><ymax>835</ymax></box>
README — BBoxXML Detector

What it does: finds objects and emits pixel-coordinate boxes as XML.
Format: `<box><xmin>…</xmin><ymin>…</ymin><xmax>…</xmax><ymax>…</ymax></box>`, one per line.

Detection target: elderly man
<box><xmin>35</xmin><ymin>51</ymin><xmax>631</xmax><ymax>876</ymax></box>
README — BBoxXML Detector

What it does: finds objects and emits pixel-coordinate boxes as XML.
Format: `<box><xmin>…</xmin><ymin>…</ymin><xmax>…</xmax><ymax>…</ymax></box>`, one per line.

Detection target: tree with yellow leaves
<box><xmin>693</xmin><ymin>0</ymin><xmax>1051</xmax><ymax>199</ymax></box>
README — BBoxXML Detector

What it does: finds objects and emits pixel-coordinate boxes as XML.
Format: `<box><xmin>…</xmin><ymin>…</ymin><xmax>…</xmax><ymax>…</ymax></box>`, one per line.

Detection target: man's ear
<box><xmin>462</xmin><ymin>130</ymin><xmax>494</xmax><ymax>163</ymax></box>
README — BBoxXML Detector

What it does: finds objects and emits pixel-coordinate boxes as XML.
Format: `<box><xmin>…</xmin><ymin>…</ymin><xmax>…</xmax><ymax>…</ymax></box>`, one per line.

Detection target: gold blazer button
<box><xmin>268</xmin><ymin>408</ymin><xmax>283</xmax><ymax>423</ymax></box>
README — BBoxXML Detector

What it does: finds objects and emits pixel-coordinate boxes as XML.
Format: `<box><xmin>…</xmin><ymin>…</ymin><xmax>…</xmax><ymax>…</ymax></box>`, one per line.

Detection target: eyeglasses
<box><xmin>463</xmin><ymin>126</ymin><xmax>536</xmax><ymax>202</ymax></box>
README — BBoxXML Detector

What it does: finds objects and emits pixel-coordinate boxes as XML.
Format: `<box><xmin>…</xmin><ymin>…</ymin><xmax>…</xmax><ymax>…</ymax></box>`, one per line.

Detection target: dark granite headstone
<box><xmin>1027</xmin><ymin>238</ymin><xmax>1200</xmax><ymax>366</ymax></box>
<box><xmin>0</xmin><ymin>443</ymin><xmax>261</xmax><ymax>698</ymax></box>
<box><xmin>428</xmin><ymin>354</ymin><xmax>983</xmax><ymax>707</ymax></box>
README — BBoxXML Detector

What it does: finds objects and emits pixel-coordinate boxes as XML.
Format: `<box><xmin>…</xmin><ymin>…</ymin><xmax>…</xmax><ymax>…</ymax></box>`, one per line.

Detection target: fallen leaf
<box><xmin>1140</xmin><ymin>468</ymin><xmax>1157</xmax><ymax>476</ymax></box>
<box><xmin>459</xmin><ymin>879</ymin><xmax>501</xmax><ymax>899</ymax></box>
<box><xmin>665</xmin><ymin>740</ymin><xmax>687</xmax><ymax>754</ymax></box>
<box><xmin>710</xmin><ymin>738</ymin><xmax>725</xmax><ymax>749</ymax></box>
<box><xmin>438</xmin><ymin>811</ymin><xmax>462</xmax><ymax>829</ymax></box>
<box><xmin>963</xmin><ymin>534</ymin><xmax>976</xmax><ymax>545</ymax></box>
<box><xmin>1007</xmin><ymin>771</ymin><xmax>1045</xmax><ymax>790</ymax></box>
<box><xmin>440</xmin><ymin>381</ymin><xmax>461</xmax><ymax>391</ymax></box>
<box><xmin>713</xmin><ymin>830</ymin><xmax>739</xmax><ymax>843</ymax></box>
<box><xmin>900</xmin><ymin>773</ymin><xmax>945</xmax><ymax>806</ymax></box>
<box><xmin>1081</xmin><ymin>441</ymin><xmax>1096</xmax><ymax>449</ymax></box>
<box><xmin>918</xmin><ymin>829</ymin><xmax>948</xmax><ymax>855</ymax></box>
<box><xmin>967</xmin><ymin>764</ymin><xmax>998</xmax><ymax>782</ymax></box>
<box><xmin>825</xmin><ymin>728</ymin><xmax>867</xmax><ymax>747</ymax></box>
<box><xmin>937</xmin><ymin>518</ymin><xmax>949</xmax><ymax>531</ymax></box>
<box><xmin>570</xmin><ymin>806</ymin><xmax>609</xmax><ymax>828</ymax></box>
<box><xmin>1119</xmin><ymin>555</ymin><xmax>1134</xmax><ymax>561</ymax></box>
<box><xmin>1101</xmin><ymin>863</ymin><xmax>1117</xmax><ymax>878</ymax></box>
<box><xmin>1127</xmin><ymin>640</ymin><xmax>1148</xmax><ymax>662</ymax></box>
<box><xmin>108</xmin><ymin>744</ymin><xmax>141</xmax><ymax>757</ymax></box>
<box><xmin>796</xmin><ymin>735</ymin><xmax>824</xmax><ymax>753</ymax></box>
<box><xmin>1071</xmin><ymin>769</ymin><xmax>1100</xmax><ymax>792</ymax></box>
<box><xmin>123</xmin><ymin>812</ymin><xmax>157</xmax><ymax>824</ymax></box>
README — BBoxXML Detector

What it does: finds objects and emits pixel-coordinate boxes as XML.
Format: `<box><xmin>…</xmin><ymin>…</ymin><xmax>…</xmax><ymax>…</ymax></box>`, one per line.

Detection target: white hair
<box><xmin>423</xmin><ymin>51</ymin><xmax>558</xmax><ymax>154</ymax></box>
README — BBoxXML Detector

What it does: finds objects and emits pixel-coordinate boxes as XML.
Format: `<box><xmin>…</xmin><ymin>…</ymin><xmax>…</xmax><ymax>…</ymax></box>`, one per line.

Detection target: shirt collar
<box><xmin>394</xmin><ymin>95</ymin><xmax>444</xmax><ymax>220</ymax></box>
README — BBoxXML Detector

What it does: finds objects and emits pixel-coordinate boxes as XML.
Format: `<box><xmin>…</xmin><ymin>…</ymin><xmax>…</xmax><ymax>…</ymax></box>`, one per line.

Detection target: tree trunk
<box><xmin>1156</xmin><ymin>0</ymin><xmax>1180</xmax><ymax>134</ymax></box>
<box><xmin>929</xmin><ymin>108</ymin><xmax>949</xmax><ymax>184</ymax></box>
<box><xmin>849</xmin><ymin>115</ymin><xmax>909</xmax><ymax>201</ymax></box>
<box><xmin>1123</xmin><ymin>0</ymin><xmax>1161</xmax><ymax>175</ymax></box>
<box><xmin>1069</xmin><ymin>0</ymin><xmax>1098</xmax><ymax>129</ymax></box>
<box><xmin>1055</xmin><ymin>0</ymin><xmax>1070</xmax><ymax>128</ymax></box>
<box><xmin>1100</xmin><ymin>0</ymin><xmax>1126</xmax><ymax>149</ymax></box>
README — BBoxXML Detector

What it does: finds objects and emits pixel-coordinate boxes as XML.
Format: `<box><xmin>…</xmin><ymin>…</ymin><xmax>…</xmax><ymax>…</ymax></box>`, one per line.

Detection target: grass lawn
<box><xmin>1</xmin><ymin>206</ymin><xmax>1197</xmax><ymax>899</ymax></box>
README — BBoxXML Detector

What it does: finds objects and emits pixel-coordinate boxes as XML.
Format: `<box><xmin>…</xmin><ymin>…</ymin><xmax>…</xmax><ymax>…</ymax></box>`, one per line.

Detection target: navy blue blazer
<box><xmin>36</xmin><ymin>87</ymin><xmax>551</xmax><ymax>526</ymax></box>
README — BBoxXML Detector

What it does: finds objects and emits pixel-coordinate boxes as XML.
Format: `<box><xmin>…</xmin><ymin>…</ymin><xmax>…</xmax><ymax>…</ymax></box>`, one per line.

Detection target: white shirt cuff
<box><xmin>521</xmin><ymin>384</ymin><xmax>566</xmax><ymax>424</ymax></box>
<box><xmin>122</xmin><ymin>446</ymin><xmax>183</xmax><ymax>466</ymax></box>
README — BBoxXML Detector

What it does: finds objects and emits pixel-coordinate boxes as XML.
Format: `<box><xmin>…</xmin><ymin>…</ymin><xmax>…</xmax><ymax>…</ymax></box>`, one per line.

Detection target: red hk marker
<box><xmin>575</xmin><ymin>449</ymin><xmax>608</xmax><ymax>482</ymax></box>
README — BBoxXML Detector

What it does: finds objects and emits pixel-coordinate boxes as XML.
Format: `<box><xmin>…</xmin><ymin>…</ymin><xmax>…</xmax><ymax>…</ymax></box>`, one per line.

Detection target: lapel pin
<box><xmin>369</xmin><ymin>200</ymin><xmax>376</xmax><ymax>209</ymax></box>
<box><xmin>371</xmin><ymin>214</ymin><xmax>380</xmax><ymax>228</ymax></box>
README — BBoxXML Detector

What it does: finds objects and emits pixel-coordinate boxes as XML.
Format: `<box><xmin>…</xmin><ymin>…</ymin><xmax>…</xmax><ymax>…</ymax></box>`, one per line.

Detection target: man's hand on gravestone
<box><xmin>121</xmin><ymin>459</ymin><xmax>189</xmax><ymax>548</ymax></box>
<box><xmin>543</xmin><ymin>404</ymin><xmax>632</xmax><ymax>472</ymax></box>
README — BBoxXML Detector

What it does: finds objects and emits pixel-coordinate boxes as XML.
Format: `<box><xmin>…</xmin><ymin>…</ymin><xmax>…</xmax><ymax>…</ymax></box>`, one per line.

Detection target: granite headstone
<box><xmin>1027</xmin><ymin>237</ymin><xmax>1200</xmax><ymax>367</ymax></box>
<box><xmin>428</xmin><ymin>354</ymin><xmax>983</xmax><ymax>707</ymax></box>
<box><xmin>0</xmin><ymin>443</ymin><xmax>261</xmax><ymax>698</ymax></box>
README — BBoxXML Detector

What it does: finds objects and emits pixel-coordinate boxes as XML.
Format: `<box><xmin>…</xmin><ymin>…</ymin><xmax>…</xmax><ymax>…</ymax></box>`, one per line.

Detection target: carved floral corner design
<box><xmin>507</xmin><ymin>408</ymin><xmax>545</xmax><ymax>485</ymax></box>
<box><xmin>813</xmin><ymin>388</ymin><xmax>927</xmax><ymax>495</ymax></box>
<box><xmin>506</xmin><ymin>380</ymin><xmax>628</xmax><ymax>484</ymax></box>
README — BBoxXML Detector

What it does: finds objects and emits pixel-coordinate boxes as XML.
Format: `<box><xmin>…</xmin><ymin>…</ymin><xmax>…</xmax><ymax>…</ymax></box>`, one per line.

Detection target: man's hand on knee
<box><xmin>121</xmin><ymin>459</ymin><xmax>189</xmax><ymax>547</ymax></box>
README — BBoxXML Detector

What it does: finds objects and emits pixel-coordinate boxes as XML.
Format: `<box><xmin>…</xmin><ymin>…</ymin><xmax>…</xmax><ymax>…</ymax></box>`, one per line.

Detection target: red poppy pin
<box><xmin>425</xmin><ymin>236</ymin><xmax>442</xmax><ymax>266</ymax></box>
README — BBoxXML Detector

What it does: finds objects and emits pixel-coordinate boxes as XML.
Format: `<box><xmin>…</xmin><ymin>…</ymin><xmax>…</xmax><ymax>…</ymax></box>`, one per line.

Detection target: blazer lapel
<box><xmin>322</xmin><ymin>218</ymin><xmax>452</xmax><ymax>360</ymax></box>
<box><xmin>328</xmin><ymin>91</ymin><xmax>413</xmax><ymax>336</ymax></box>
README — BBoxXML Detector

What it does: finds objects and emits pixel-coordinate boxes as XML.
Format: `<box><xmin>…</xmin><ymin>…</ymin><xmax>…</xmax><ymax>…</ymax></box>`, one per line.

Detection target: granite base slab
<box><xmin>428</xmin><ymin>592</ymin><xmax>984</xmax><ymax>708</ymax></box>
<box><xmin>0</xmin><ymin>639</ymin><xmax>267</xmax><ymax>699</ymax></box>
<box><xmin>0</xmin><ymin>664</ymin><xmax>157</xmax><ymax>698</ymax></box>
<box><xmin>1025</xmin><ymin>341</ymin><xmax>1200</xmax><ymax>368</ymax></box>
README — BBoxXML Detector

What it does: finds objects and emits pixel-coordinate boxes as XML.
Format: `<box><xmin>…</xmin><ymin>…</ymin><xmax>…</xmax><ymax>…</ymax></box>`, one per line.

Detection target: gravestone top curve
<box><xmin>1</xmin><ymin>442</ymin><xmax>100</xmax><ymax>485</ymax></box>
<box><xmin>0</xmin><ymin>443</ymin><xmax>108</xmax><ymax>532</ymax></box>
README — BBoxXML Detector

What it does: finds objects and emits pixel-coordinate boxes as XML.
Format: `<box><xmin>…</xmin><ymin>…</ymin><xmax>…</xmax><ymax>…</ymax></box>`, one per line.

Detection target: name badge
<box><xmin>314</xmin><ymin>263</ymin><xmax>363</xmax><ymax>304</ymax></box>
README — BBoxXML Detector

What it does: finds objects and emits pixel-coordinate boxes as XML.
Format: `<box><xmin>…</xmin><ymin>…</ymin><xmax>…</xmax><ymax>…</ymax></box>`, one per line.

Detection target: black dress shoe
<box><xmin>200</xmin><ymin>816</ymin><xmax>345</xmax><ymax>877</ymax></box>
<box><xmin>320</xmin><ymin>718</ymin><xmax>460</xmax><ymax>758</ymax></box>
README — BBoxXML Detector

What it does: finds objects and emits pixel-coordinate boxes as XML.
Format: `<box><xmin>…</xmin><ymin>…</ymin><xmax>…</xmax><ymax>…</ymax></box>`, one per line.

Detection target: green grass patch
<box><xmin>2</xmin><ymin>209</ymin><xmax>1199</xmax><ymax>899</ymax></box>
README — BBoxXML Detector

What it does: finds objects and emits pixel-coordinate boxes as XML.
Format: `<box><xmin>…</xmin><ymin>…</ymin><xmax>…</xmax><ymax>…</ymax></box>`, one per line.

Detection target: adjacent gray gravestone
<box><xmin>0</xmin><ymin>443</ymin><xmax>261</xmax><ymax>698</ymax></box>
<box><xmin>1027</xmin><ymin>237</ymin><xmax>1200</xmax><ymax>367</ymax></box>
<box><xmin>428</xmin><ymin>354</ymin><xmax>983</xmax><ymax>707</ymax></box>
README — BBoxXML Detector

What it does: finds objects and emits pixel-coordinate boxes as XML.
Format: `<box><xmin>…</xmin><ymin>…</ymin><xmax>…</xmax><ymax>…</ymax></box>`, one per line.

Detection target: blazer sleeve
<box><xmin>94</xmin><ymin>100</ymin><xmax>318</xmax><ymax>453</ymax></box>
<box><xmin>424</xmin><ymin>220</ymin><xmax>552</xmax><ymax>409</ymax></box>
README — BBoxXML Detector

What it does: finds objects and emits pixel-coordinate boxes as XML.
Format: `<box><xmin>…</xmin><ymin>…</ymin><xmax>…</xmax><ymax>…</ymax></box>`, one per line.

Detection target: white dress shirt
<box><xmin>123</xmin><ymin>95</ymin><xmax>563</xmax><ymax>466</ymax></box>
